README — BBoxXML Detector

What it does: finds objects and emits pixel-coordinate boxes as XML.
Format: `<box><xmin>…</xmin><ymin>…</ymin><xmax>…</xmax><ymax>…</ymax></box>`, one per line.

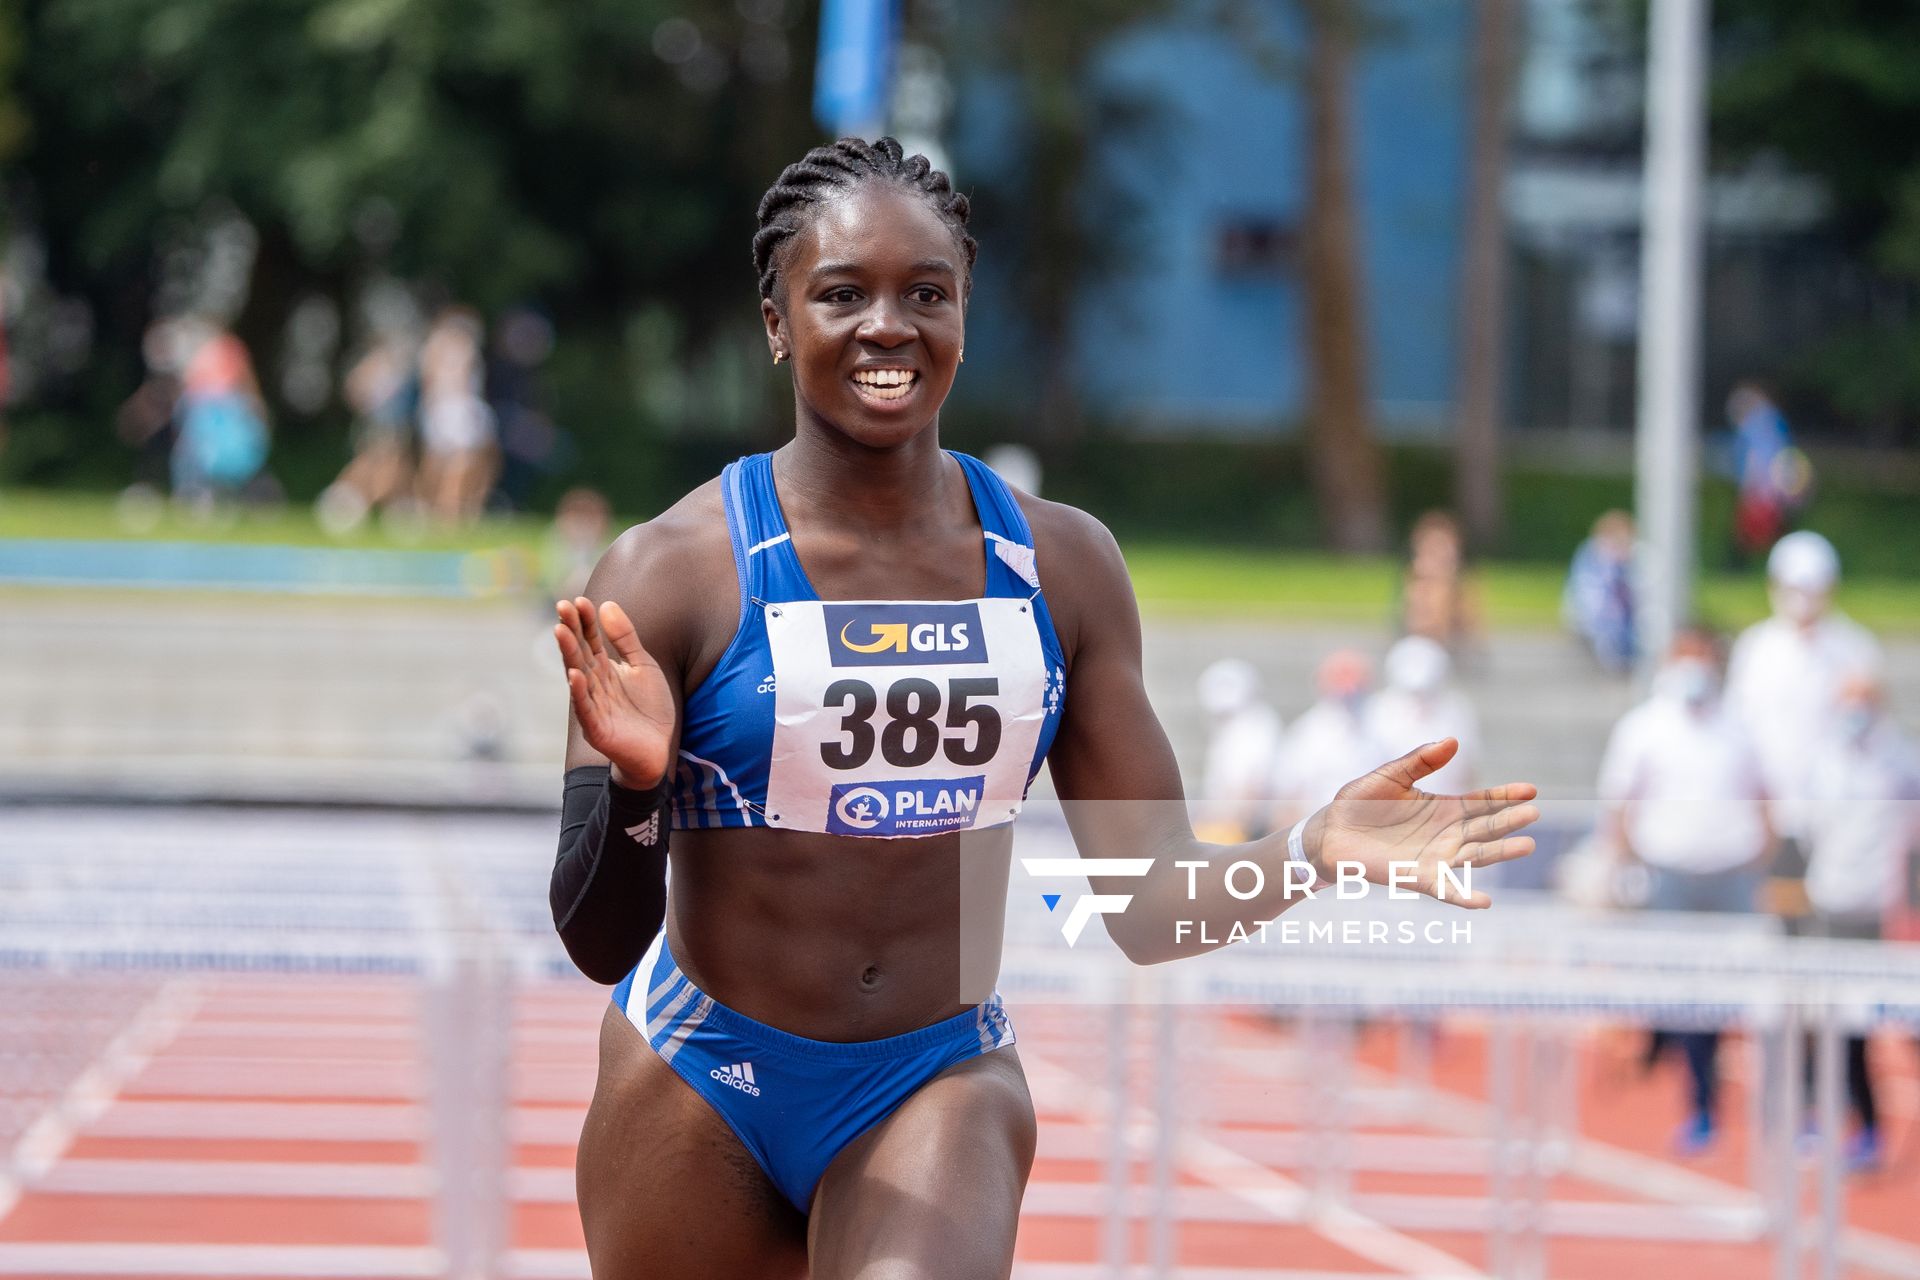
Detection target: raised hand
<box><xmin>554</xmin><ymin>596</ymin><xmax>676</xmax><ymax>789</ymax></box>
<box><xmin>1312</xmin><ymin>739</ymin><xmax>1539</xmax><ymax>909</ymax></box>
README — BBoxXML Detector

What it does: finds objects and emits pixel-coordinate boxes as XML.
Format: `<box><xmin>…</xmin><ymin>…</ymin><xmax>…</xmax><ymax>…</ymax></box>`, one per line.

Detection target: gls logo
<box><xmin>1021</xmin><ymin>858</ymin><xmax>1155</xmax><ymax>946</ymax></box>
<box><xmin>824</xmin><ymin>603</ymin><xmax>988</xmax><ymax>667</ymax></box>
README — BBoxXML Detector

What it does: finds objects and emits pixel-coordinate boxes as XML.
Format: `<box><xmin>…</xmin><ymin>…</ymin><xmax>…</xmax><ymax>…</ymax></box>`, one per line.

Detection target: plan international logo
<box><xmin>823</xmin><ymin>603</ymin><xmax>988</xmax><ymax>667</ymax></box>
<box><xmin>828</xmin><ymin>776</ymin><xmax>987</xmax><ymax>836</ymax></box>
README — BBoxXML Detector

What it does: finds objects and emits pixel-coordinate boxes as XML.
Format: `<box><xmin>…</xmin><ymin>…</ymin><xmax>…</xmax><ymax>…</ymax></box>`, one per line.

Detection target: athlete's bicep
<box><xmin>1039</xmin><ymin>512</ymin><xmax>1192</xmax><ymax>861</ymax></box>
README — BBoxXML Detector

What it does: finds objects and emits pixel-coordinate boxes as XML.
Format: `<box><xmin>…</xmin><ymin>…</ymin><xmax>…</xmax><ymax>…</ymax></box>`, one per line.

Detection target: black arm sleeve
<box><xmin>552</xmin><ymin>765</ymin><xmax>670</xmax><ymax>985</ymax></box>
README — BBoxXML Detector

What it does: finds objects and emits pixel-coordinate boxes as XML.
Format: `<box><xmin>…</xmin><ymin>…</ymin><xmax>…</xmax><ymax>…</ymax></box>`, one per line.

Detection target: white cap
<box><xmin>1385</xmin><ymin>635</ymin><xmax>1450</xmax><ymax>694</ymax></box>
<box><xmin>1197</xmin><ymin>659</ymin><xmax>1260</xmax><ymax>716</ymax></box>
<box><xmin>1767</xmin><ymin>530</ymin><xmax>1840</xmax><ymax>592</ymax></box>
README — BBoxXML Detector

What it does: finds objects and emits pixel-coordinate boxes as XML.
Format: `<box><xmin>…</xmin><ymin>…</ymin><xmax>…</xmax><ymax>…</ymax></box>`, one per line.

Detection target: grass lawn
<box><xmin>0</xmin><ymin>488</ymin><xmax>551</xmax><ymax>551</ymax></box>
<box><xmin>3</xmin><ymin>487</ymin><xmax>1915</xmax><ymax>632</ymax></box>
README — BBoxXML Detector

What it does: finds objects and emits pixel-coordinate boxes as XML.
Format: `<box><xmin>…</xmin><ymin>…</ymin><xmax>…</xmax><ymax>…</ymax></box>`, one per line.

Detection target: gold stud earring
<box><xmin>773</xmin><ymin>350</ymin><xmax>787</xmax><ymax>365</ymax></box>
<box><xmin>959</xmin><ymin>348</ymin><xmax>966</xmax><ymax>364</ymax></box>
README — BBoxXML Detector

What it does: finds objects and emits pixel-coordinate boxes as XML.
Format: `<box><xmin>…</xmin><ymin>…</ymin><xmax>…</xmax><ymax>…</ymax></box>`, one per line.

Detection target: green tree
<box><xmin>1713</xmin><ymin>0</ymin><xmax>1920</xmax><ymax>441</ymax></box>
<box><xmin>10</xmin><ymin>0</ymin><xmax>823</xmax><ymax>489</ymax></box>
<box><xmin>948</xmin><ymin>0</ymin><xmax>1172</xmax><ymax>449</ymax></box>
<box><xmin>1206</xmin><ymin>0</ymin><xmax>1393</xmax><ymax>552</ymax></box>
<box><xmin>1453</xmin><ymin>0</ymin><xmax>1518</xmax><ymax>550</ymax></box>
<box><xmin>1296</xmin><ymin>0</ymin><xmax>1388</xmax><ymax>553</ymax></box>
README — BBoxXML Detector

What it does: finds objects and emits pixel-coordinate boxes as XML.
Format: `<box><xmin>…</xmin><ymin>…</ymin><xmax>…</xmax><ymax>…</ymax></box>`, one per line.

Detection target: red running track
<box><xmin>3</xmin><ymin>972</ymin><xmax>1917</xmax><ymax>1279</ymax></box>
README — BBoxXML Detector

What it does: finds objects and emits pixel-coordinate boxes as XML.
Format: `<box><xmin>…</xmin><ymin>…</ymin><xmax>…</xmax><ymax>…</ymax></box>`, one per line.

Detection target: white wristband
<box><xmin>1287</xmin><ymin>816</ymin><xmax>1315</xmax><ymax>881</ymax></box>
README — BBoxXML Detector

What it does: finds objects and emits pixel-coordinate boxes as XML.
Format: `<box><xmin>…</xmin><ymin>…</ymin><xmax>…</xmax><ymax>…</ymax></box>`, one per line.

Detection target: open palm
<box><xmin>554</xmin><ymin>596</ymin><xmax>676</xmax><ymax>789</ymax></box>
<box><xmin>1317</xmin><ymin>739</ymin><xmax>1539</xmax><ymax>909</ymax></box>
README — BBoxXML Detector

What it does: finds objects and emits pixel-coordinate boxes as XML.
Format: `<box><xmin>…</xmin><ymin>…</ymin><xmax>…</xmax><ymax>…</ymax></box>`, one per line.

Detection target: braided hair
<box><xmin>752</xmin><ymin>136</ymin><xmax>976</xmax><ymax>307</ymax></box>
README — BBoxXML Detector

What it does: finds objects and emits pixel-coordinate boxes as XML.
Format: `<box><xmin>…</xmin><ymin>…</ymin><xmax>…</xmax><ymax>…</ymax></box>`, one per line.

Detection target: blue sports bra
<box><xmin>671</xmin><ymin>451</ymin><xmax>1066</xmax><ymax>836</ymax></box>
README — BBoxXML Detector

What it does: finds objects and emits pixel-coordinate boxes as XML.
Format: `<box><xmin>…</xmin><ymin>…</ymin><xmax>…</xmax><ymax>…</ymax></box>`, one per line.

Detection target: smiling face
<box><xmin>762</xmin><ymin>182</ymin><xmax>967</xmax><ymax>449</ymax></box>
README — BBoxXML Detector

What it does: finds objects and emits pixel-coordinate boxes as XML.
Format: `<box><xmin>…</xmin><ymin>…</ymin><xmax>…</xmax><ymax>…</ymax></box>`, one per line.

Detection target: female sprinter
<box><xmin>550</xmin><ymin>137</ymin><xmax>1540</xmax><ymax>1279</ymax></box>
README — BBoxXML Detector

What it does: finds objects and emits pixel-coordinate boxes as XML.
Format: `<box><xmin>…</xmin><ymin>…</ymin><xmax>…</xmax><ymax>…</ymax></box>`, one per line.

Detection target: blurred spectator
<box><xmin>1273</xmin><ymin>649</ymin><xmax>1382</xmax><ymax>829</ymax></box>
<box><xmin>1597</xmin><ymin>626</ymin><xmax>1773</xmax><ymax>1155</ymax></box>
<box><xmin>1365</xmin><ymin>635</ymin><xmax>1478</xmax><ymax>795</ymax></box>
<box><xmin>1725</xmin><ymin>382</ymin><xmax>1810</xmax><ymax>562</ymax></box>
<box><xmin>315</xmin><ymin>330</ymin><xmax>421</xmax><ymax>535</ymax></box>
<box><xmin>1798</xmin><ymin>672</ymin><xmax>1919</xmax><ymax>1172</ymax></box>
<box><xmin>1727</xmin><ymin>531</ymin><xmax>1882</xmax><ymax>912</ymax></box>
<box><xmin>542</xmin><ymin>487</ymin><xmax>614</xmax><ymax>604</ymax></box>
<box><xmin>487</xmin><ymin>307</ymin><xmax>559</xmax><ymax>511</ymax></box>
<box><xmin>1562</xmin><ymin>509</ymin><xmax>1638</xmax><ymax>675</ymax></box>
<box><xmin>983</xmin><ymin>444</ymin><xmax>1042</xmax><ymax>497</ymax></box>
<box><xmin>417</xmin><ymin>306</ymin><xmax>497</xmax><ymax>526</ymax></box>
<box><xmin>1400</xmin><ymin>510</ymin><xmax>1483</xmax><ymax>660</ymax></box>
<box><xmin>171</xmin><ymin>326</ymin><xmax>271</xmax><ymax>512</ymax></box>
<box><xmin>1193</xmin><ymin>658</ymin><xmax>1284</xmax><ymax>842</ymax></box>
<box><xmin>115</xmin><ymin>319</ymin><xmax>190</xmax><ymax>503</ymax></box>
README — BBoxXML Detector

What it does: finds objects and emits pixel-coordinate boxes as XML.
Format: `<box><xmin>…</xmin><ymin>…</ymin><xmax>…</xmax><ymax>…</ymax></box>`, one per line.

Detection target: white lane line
<box><xmin>1016</xmin><ymin>1269</ymin><xmax>1458</xmax><ymax>1280</ymax></box>
<box><xmin>0</xmin><ymin>1243</ymin><xmax>441</xmax><ymax>1276</ymax></box>
<box><xmin>125</xmin><ymin>1060</ymin><xmax>424</xmax><ymax>1099</ymax></box>
<box><xmin>1018</xmin><ymin>1047</ymin><xmax>1489</xmax><ymax>1280</ymax></box>
<box><xmin>1300</xmin><ymin>1029</ymin><xmax>1920</xmax><ymax>1279</ymax></box>
<box><xmin>90</xmin><ymin>1099</ymin><xmax>427</xmax><ymax>1141</ymax></box>
<box><xmin>503</xmin><ymin>1249</ymin><xmax>589</xmax><ymax>1280</ymax></box>
<box><xmin>84</xmin><ymin>1099</ymin><xmax>586</xmax><ymax>1144</ymax></box>
<box><xmin>0</xmin><ymin>979</ymin><xmax>200</xmax><ymax>1224</ymax></box>
<box><xmin>31</xmin><ymin>1158</ymin><xmax>432</xmax><ymax>1199</ymax></box>
<box><xmin>173</xmin><ymin>1019</ymin><xmax>418</xmax><ymax>1040</ymax></box>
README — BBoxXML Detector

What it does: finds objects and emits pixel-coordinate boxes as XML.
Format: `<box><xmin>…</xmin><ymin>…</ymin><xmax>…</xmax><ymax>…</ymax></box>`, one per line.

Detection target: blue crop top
<box><xmin>670</xmin><ymin>451</ymin><xmax>1067</xmax><ymax>833</ymax></box>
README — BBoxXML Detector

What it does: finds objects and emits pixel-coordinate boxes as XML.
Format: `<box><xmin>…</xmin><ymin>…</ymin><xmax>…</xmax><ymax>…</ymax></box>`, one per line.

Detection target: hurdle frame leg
<box><xmin>1102</xmin><ymin>999</ymin><xmax>1131</xmax><ymax>1278</ymax></box>
<box><xmin>1772</xmin><ymin>1003</ymin><xmax>1803</xmax><ymax>1280</ymax></box>
<box><xmin>1813</xmin><ymin>1004</ymin><xmax>1844</xmax><ymax>1280</ymax></box>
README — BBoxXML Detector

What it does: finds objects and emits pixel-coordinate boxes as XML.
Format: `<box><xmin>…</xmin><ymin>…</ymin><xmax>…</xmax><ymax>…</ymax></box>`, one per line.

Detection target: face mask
<box><xmin>1656</xmin><ymin>659</ymin><xmax>1717</xmax><ymax>707</ymax></box>
<box><xmin>1839</xmin><ymin>707</ymin><xmax>1876</xmax><ymax>744</ymax></box>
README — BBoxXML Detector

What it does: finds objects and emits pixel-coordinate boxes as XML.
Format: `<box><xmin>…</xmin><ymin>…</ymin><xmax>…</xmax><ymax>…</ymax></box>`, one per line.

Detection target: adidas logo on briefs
<box><xmin>756</xmin><ymin>673</ymin><xmax>776</xmax><ymax>694</ymax></box>
<box><xmin>710</xmin><ymin>1061</ymin><xmax>761</xmax><ymax>1096</ymax></box>
<box><xmin>624</xmin><ymin>813</ymin><xmax>659</xmax><ymax>847</ymax></box>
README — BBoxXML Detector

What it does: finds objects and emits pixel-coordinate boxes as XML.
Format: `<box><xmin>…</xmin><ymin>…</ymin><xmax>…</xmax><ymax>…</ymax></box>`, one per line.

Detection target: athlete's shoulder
<box><xmin>1012</xmin><ymin>494</ymin><xmax>1135</xmax><ymax>660</ymax></box>
<box><xmin>591</xmin><ymin>477</ymin><xmax>730</xmax><ymax>590</ymax></box>
<box><xmin>1014</xmin><ymin>492</ymin><xmax>1126</xmax><ymax>572</ymax></box>
<box><xmin>584</xmin><ymin>477</ymin><xmax>736</xmax><ymax>675</ymax></box>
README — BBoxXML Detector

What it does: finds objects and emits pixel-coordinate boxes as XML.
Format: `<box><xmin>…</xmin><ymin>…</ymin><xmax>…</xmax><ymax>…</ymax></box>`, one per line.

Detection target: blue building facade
<box><xmin>951</xmin><ymin>1</ymin><xmax>1469</xmax><ymax>436</ymax></box>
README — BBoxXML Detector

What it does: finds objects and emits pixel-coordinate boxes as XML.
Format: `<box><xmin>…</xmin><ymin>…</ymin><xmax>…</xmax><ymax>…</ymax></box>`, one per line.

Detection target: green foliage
<box><xmin>1714</xmin><ymin>0</ymin><xmax>1920</xmax><ymax>254</ymax></box>
<box><xmin>10</xmin><ymin>0</ymin><xmax>824</xmax><ymax>489</ymax></box>
<box><xmin>1713</xmin><ymin>0</ymin><xmax>1920</xmax><ymax>434</ymax></box>
<box><xmin>28</xmin><ymin>0</ymin><xmax>819</xmax><ymax>312</ymax></box>
<box><xmin>946</xmin><ymin>0</ymin><xmax>1175</xmax><ymax>439</ymax></box>
<box><xmin>995</xmin><ymin>431</ymin><xmax>1920</xmax><ymax>585</ymax></box>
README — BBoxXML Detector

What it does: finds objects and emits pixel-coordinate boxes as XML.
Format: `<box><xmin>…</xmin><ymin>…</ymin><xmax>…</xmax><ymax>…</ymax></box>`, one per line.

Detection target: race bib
<box><xmin>761</xmin><ymin>598</ymin><xmax>1048</xmax><ymax>837</ymax></box>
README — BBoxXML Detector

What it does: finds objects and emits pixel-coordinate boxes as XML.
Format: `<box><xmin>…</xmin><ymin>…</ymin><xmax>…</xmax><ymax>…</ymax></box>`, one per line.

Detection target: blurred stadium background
<box><xmin>2</xmin><ymin>0</ymin><xmax>1919</xmax><ymax>1277</ymax></box>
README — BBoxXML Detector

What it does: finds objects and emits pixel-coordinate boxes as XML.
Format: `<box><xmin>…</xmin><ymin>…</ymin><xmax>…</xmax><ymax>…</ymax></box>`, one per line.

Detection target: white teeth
<box><xmin>852</xmin><ymin>369</ymin><xmax>916</xmax><ymax>387</ymax></box>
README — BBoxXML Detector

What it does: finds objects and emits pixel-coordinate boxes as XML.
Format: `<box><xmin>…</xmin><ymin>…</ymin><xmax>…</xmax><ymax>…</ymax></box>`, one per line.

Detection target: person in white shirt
<box><xmin>1194</xmin><ymin>659</ymin><xmax>1285</xmax><ymax>842</ymax></box>
<box><xmin>1366</xmin><ymin>635</ymin><xmax>1479</xmax><ymax>797</ymax></box>
<box><xmin>1726</xmin><ymin>531</ymin><xmax>1882</xmax><ymax>879</ymax></box>
<box><xmin>1598</xmin><ymin>626</ymin><xmax>1775</xmax><ymax>1153</ymax></box>
<box><xmin>1273</xmin><ymin>649</ymin><xmax>1384</xmax><ymax>829</ymax></box>
<box><xmin>1799</xmin><ymin>673</ymin><xmax>1920</xmax><ymax>1171</ymax></box>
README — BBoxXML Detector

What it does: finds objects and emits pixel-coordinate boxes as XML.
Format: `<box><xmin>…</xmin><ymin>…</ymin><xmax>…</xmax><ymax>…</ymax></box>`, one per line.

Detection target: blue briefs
<box><xmin>613</xmin><ymin>932</ymin><xmax>1017</xmax><ymax>1211</ymax></box>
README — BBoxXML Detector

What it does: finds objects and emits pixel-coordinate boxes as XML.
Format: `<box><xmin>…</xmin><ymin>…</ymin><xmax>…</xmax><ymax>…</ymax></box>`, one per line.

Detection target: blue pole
<box><xmin>814</xmin><ymin>0</ymin><xmax>901</xmax><ymax>138</ymax></box>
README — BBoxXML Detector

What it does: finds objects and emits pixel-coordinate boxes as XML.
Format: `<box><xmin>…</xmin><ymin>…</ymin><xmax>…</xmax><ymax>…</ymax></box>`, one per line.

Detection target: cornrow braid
<box><xmin>752</xmin><ymin>136</ymin><xmax>976</xmax><ymax>305</ymax></box>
